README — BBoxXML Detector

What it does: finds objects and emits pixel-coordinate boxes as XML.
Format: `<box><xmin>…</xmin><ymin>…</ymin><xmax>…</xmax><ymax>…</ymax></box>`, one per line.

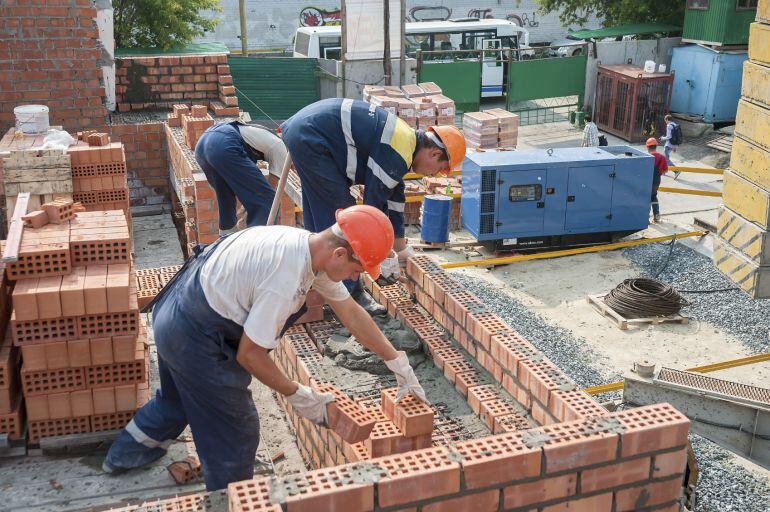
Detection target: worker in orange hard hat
<box><xmin>281</xmin><ymin>98</ymin><xmax>466</xmax><ymax>315</ymax></box>
<box><xmin>103</xmin><ymin>204</ymin><xmax>427</xmax><ymax>491</ymax></box>
<box><xmin>646</xmin><ymin>137</ymin><xmax>668</xmax><ymax>223</ymax></box>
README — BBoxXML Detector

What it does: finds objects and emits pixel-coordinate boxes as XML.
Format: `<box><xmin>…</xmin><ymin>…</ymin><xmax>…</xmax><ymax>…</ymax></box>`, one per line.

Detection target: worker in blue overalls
<box><xmin>102</xmin><ymin>205</ymin><xmax>427</xmax><ymax>490</ymax></box>
<box><xmin>195</xmin><ymin>121</ymin><xmax>286</xmax><ymax>234</ymax></box>
<box><xmin>281</xmin><ymin>98</ymin><xmax>466</xmax><ymax>314</ymax></box>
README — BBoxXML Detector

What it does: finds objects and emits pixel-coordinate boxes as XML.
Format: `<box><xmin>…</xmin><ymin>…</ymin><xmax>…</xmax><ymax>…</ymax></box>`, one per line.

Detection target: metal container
<box><xmin>682</xmin><ymin>0</ymin><xmax>756</xmax><ymax>46</ymax></box>
<box><xmin>421</xmin><ymin>194</ymin><xmax>452</xmax><ymax>243</ymax></box>
<box><xmin>670</xmin><ymin>45</ymin><xmax>747</xmax><ymax>123</ymax></box>
<box><xmin>461</xmin><ymin>146</ymin><xmax>653</xmax><ymax>251</ymax></box>
<box><xmin>594</xmin><ymin>64</ymin><xmax>674</xmax><ymax>143</ymax></box>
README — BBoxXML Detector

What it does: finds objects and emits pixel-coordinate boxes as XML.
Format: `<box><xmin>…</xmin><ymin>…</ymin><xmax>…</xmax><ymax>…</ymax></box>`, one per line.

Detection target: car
<box><xmin>548</xmin><ymin>36</ymin><xmax>584</xmax><ymax>58</ymax></box>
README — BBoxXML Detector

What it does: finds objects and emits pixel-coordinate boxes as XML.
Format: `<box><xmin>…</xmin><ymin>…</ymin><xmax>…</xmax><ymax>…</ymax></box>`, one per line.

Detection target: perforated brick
<box><xmin>374</xmin><ymin>446</ymin><xmax>461</xmax><ymax>508</ymax></box>
<box><xmin>315</xmin><ymin>383</ymin><xmax>376</xmax><ymax>444</ymax></box>
<box><xmin>549</xmin><ymin>390</ymin><xmax>607</xmax><ymax>422</ymax></box>
<box><xmin>381</xmin><ymin>387</ymin><xmax>434</xmax><ymax>438</ymax></box>
<box><xmin>91</xmin><ymin>410</ymin><xmax>134</xmax><ymax>432</ymax></box>
<box><xmin>0</xmin><ymin>395</ymin><xmax>24</xmax><ymax>440</ymax></box>
<box><xmin>77</xmin><ymin>308</ymin><xmax>139</xmax><ymax>339</ymax></box>
<box><xmin>4</xmin><ymin>243</ymin><xmax>71</xmax><ymax>280</ymax></box>
<box><xmin>494</xmin><ymin>412</ymin><xmax>533</xmax><ymax>434</ymax></box>
<box><xmin>228</xmin><ymin>476</ymin><xmax>282</xmax><ymax>512</ymax></box>
<box><xmin>364</xmin><ymin>420</ymin><xmax>412</xmax><ymax>458</ymax></box>
<box><xmin>443</xmin><ymin>358</ymin><xmax>477</xmax><ymax>384</ymax></box>
<box><xmin>468</xmin><ymin>384</ymin><xmax>500</xmax><ymax>414</ymax></box>
<box><xmin>518</xmin><ymin>358</ymin><xmax>576</xmax><ymax>406</ymax></box>
<box><xmin>277</xmin><ymin>464</ymin><xmax>380</xmax><ymax>512</ymax></box>
<box><xmin>87</xmin><ymin>358</ymin><xmax>146</xmax><ymax>388</ymax></box>
<box><xmin>454</xmin><ymin>432</ymin><xmax>541</xmax><ymax>489</ymax></box>
<box><xmin>431</xmin><ymin>347</ymin><xmax>463</xmax><ymax>370</ymax></box>
<box><xmin>21</xmin><ymin>366</ymin><xmax>85</xmax><ymax>395</ymax></box>
<box><xmin>525</xmin><ymin>418</ymin><xmax>620</xmax><ymax>474</ymax></box>
<box><xmin>614</xmin><ymin>403</ymin><xmax>690</xmax><ymax>457</ymax></box>
<box><xmin>11</xmin><ymin>313</ymin><xmax>78</xmax><ymax>345</ymax></box>
<box><xmin>28</xmin><ymin>415</ymin><xmax>89</xmax><ymax>443</ymax></box>
<box><xmin>479</xmin><ymin>398</ymin><xmax>517</xmax><ymax>430</ymax></box>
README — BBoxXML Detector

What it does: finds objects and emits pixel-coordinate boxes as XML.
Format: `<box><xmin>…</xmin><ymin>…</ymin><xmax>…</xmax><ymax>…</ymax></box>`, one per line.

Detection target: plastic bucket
<box><xmin>14</xmin><ymin>104</ymin><xmax>49</xmax><ymax>134</ymax></box>
<box><xmin>644</xmin><ymin>60</ymin><xmax>655</xmax><ymax>73</ymax></box>
<box><xmin>421</xmin><ymin>194</ymin><xmax>452</xmax><ymax>243</ymax></box>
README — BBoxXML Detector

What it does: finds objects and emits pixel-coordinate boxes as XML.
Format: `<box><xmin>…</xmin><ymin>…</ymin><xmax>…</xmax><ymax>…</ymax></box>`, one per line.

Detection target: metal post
<box><xmin>341</xmin><ymin>0</ymin><xmax>347</xmax><ymax>98</ymax></box>
<box><xmin>399</xmin><ymin>0</ymin><xmax>406</xmax><ymax>85</ymax></box>
<box><xmin>238</xmin><ymin>0</ymin><xmax>247</xmax><ymax>55</ymax></box>
<box><xmin>383</xmin><ymin>0</ymin><xmax>392</xmax><ymax>85</ymax></box>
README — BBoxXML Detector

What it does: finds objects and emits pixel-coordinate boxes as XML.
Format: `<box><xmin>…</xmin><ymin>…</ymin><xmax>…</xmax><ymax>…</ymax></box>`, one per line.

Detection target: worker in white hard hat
<box><xmin>103</xmin><ymin>205</ymin><xmax>427</xmax><ymax>490</ymax></box>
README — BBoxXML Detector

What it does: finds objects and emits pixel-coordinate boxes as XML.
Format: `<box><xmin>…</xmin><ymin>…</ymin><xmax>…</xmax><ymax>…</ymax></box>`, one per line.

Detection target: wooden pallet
<box><xmin>586</xmin><ymin>294</ymin><xmax>689</xmax><ymax>330</ymax></box>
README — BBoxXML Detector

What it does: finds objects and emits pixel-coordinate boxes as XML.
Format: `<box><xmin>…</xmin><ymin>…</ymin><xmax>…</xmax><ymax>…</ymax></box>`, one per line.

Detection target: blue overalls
<box><xmin>195</xmin><ymin>122</ymin><xmax>276</xmax><ymax>231</ymax></box>
<box><xmin>281</xmin><ymin>98</ymin><xmax>416</xmax><ymax>292</ymax></box>
<box><xmin>105</xmin><ymin>235</ymin><xmax>264</xmax><ymax>491</ymax></box>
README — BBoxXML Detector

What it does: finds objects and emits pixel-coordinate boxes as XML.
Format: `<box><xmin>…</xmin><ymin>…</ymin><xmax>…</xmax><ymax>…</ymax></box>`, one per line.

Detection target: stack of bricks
<box><xmin>67</xmin><ymin>136</ymin><xmax>130</xmax><ymax>219</ymax></box>
<box><xmin>178</xmin><ymin>105</ymin><xmax>214</xmax><ymax>150</ymax></box>
<box><xmin>365</xmin><ymin>82</ymin><xmax>456</xmax><ymax>128</ymax></box>
<box><xmin>463</xmin><ymin>111</ymin><xmax>502</xmax><ymax>149</ymax></box>
<box><xmin>484</xmin><ymin>108</ymin><xmax>520</xmax><ymax>148</ymax></box>
<box><xmin>114</xmin><ymin>53</ymin><xmax>239</xmax><ymax>115</ymax></box>
<box><xmin>714</xmin><ymin>5</ymin><xmax>770</xmax><ymax>298</ymax></box>
<box><xmin>5</xmin><ymin>210</ymin><xmax>149</xmax><ymax>443</ymax></box>
<box><xmin>135</xmin><ymin>264</ymin><xmax>182</xmax><ymax>308</ymax></box>
<box><xmin>0</xmin><ymin>264</ymin><xmax>21</xmax><ymax>441</ymax></box>
<box><xmin>423</xmin><ymin>176</ymin><xmax>463</xmax><ymax>230</ymax></box>
<box><xmin>404</xmin><ymin>181</ymin><xmax>428</xmax><ymax>225</ymax></box>
<box><xmin>272</xmin><ymin>322</ymin><xmax>437</xmax><ymax>469</ymax></box>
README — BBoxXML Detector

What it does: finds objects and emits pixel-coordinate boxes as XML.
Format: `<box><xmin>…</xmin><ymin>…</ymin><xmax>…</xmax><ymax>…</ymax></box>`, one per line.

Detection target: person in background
<box><xmin>646</xmin><ymin>137</ymin><xmax>668</xmax><ymax>223</ymax></box>
<box><xmin>581</xmin><ymin>114</ymin><xmax>599</xmax><ymax>147</ymax></box>
<box><xmin>659</xmin><ymin>115</ymin><xmax>680</xmax><ymax>177</ymax></box>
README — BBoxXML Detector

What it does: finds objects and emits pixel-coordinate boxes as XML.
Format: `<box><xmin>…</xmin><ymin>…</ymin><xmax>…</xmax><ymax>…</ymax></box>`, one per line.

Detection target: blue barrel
<box><xmin>421</xmin><ymin>194</ymin><xmax>452</xmax><ymax>243</ymax></box>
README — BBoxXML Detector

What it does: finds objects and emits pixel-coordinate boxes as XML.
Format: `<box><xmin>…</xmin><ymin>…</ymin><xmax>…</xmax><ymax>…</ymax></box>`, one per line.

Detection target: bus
<box><xmin>293</xmin><ymin>18</ymin><xmax>532</xmax><ymax>97</ymax></box>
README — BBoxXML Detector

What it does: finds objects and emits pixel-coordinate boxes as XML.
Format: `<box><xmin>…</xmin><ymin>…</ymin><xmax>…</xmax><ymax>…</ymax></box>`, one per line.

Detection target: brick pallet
<box><xmin>2</xmin><ymin>210</ymin><xmax>149</xmax><ymax>444</ymax></box>
<box><xmin>366</xmin><ymin>82</ymin><xmax>456</xmax><ymax>129</ymax></box>
<box><xmin>714</xmin><ymin>14</ymin><xmax>770</xmax><ymax>297</ymax></box>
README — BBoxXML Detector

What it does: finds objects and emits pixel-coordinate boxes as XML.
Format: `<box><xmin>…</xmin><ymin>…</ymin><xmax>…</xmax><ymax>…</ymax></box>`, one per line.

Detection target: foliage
<box><xmin>114</xmin><ymin>0</ymin><xmax>222</xmax><ymax>50</ymax></box>
<box><xmin>535</xmin><ymin>0</ymin><xmax>685</xmax><ymax>29</ymax></box>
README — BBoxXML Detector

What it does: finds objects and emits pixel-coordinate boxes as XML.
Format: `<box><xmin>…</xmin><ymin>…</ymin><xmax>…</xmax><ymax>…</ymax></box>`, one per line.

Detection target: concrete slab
<box><xmin>132</xmin><ymin>213</ymin><xmax>185</xmax><ymax>269</ymax></box>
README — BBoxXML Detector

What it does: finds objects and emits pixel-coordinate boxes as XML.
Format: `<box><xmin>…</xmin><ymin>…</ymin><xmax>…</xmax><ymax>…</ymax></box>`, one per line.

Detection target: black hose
<box><xmin>604</xmin><ymin>278</ymin><xmax>690</xmax><ymax>319</ymax></box>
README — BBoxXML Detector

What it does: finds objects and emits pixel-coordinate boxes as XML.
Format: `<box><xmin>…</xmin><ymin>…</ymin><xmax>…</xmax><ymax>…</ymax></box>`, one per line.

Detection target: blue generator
<box><xmin>462</xmin><ymin>146</ymin><xmax>653</xmax><ymax>251</ymax></box>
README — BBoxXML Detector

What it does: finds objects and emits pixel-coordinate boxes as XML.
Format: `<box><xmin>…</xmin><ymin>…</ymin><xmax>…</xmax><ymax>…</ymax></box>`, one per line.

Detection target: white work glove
<box><xmin>385</xmin><ymin>351</ymin><xmax>428</xmax><ymax>403</ymax></box>
<box><xmin>396</xmin><ymin>245</ymin><xmax>415</xmax><ymax>266</ymax></box>
<box><xmin>381</xmin><ymin>251</ymin><xmax>401</xmax><ymax>280</ymax></box>
<box><xmin>286</xmin><ymin>384</ymin><xmax>335</xmax><ymax>425</ymax></box>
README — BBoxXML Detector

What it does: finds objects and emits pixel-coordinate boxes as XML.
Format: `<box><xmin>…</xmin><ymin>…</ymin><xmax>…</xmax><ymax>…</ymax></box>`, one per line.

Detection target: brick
<box><xmin>365</xmin><ymin>420</ymin><xmax>405</xmax><ymax>457</ymax></box>
<box><xmin>527</xmin><ymin>419</ymin><xmax>619</xmax><ymax>474</ymax></box>
<box><xmin>44</xmin><ymin>341</ymin><xmax>69</xmax><ymax>369</ymax></box>
<box><xmin>47</xmin><ymin>391</ymin><xmax>72</xmax><ymax>419</ymax></box>
<box><xmin>67</xmin><ymin>339</ymin><xmax>92</xmax><ymax>367</ymax></box>
<box><xmin>22</xmin><ymin>210</ymin><xmax>49</xmax><ymax>229</ymax></box>
<box><xmin>59</xmin><ymin>266</ymin><xmax>86</xmax><ymax>317</ymax></box>
<box><xmin>278</xmin><ymin>464</ymin><xmax>376</xmax><ymax>512</ymax></box>
<box><xmin>614</xmin><ymin>477</ymin><xmax>683</xmax><ymax>511</ymax></box>
<box><xmin>28</xmin><ymin>416</ymin><xmax>90</xmax><ymax>444</ymax></box>
<box><xmin>36</xmin><ymin>276</ymin><xmax>62</xmax><ymax>319</ymax></box>
<box><xmin>228</xmin><ymin>477</ymin><xmax>283</xmax><ymax>512</ymax></box>
<box><xmin>71</xmin><ymin>389</ymin><xmax>93</xmax><ymax>416</ymax></box>
<box><xmin>12</xmin><ymin>278</ymin><xmax>39</xmax><ymax>320</ymax></box>
<box><xmin>504</xmin><ymin>473</ymin><xmax>577</xmax><ymax>509</ymax></box>
<box><xmin>381</xmin><ymin>387</ymin><xmax>434</xmax><ymax>437</ymax></box>
<box><xmin>443</xmin><ymin>358</ymin><xmax>476</xmax><ymax>384</ymax></box>
<box><xmin>615</xmin><ymin>403</ymin><xmax>690</xmax><ymax>457</ymax></box>
<box><xmin>431</xmin><ymin>347</ymin><xmax>463</xmax><ymax>371</ymax></box>
<box><xmin>494</xmin><ymin>413</ymin><xmax>532</xmax><ymax>434</ymax></box>
<box><xmin>455</xmin><ymin>433</ymin><xmax>541</xmax><ymax>490</ymax></box>
<box><xmin>90</xmin><ymin>337</ymin><xmax>113</xmax><ymax>365</ymax></box>
<box><xmin>106</xmin><ymin>264</ymin><xmax>130</xmax><ymax>312</ymax></box>
<box><xmin>652</xmin><ymin>449</ymin><xmax>688</xmax><ymax>478</ymax></box>
<box><xmin>41</xmin><ymin>199</ymin><xmax>75</xmax><ymax>224</ymax></box>
<box><xmin>84</xmin><ymin>264</ymin><xmax>108</xmax><ymax>314</ymax></box>
<box><xmin>581</xmin><ymin>457</ymin><xmax>651</xmax><ymax>492</ymax></box>
<box><xmin>549</xmin><ymin>390</ymin><xmax>606</xmax><ymax>422</ymax></box>
<box><xmin>374</xmin><ymin>446</ymin><xmax>461</xmax><ymax>508</ymax></box>
<box><xmin>316</xmin><ymin>383</ymin><xmax>376</xmax><ymax>444</ymax></box>
<box><xmin>21</xmin><ymin>344</ymin><xmax>46</xmax><ymax>371</ymax></box>
<box><xmin>479</xmin><ymin>398</ymin><xmax>516</xmax><ymax>431</ymax></box>
<box><xmin>22</xmin><ymin>366</ymin><xmax>85</xmax><ymax>396</ymax></box>
<box><xmin>422</xmin><ymin>489</ymin><xmax>499</xmax><ymax>512</ymax></box>
<box><xmin>115</xmin><ymin>383</ymin><xmax>137</xmax><ymax>411</ymax></box>
<box><xmin>26</xmin><ymin>394</ymin><xmax>50</xmax><ymax>421</ymax></box>
<box><xmin>92</xmin><ymin>386</ymin><xmax>116</xmax><ymax>414</ymax></box>
<box><xmin>112</xmin><ymin>334</ymin><xmax>136</xmax><ymax>362</ymax></box>
<box><xmin>542</xmin><ymin>492</ymin><xmax>613</xmax><ymax>511</ymax></box>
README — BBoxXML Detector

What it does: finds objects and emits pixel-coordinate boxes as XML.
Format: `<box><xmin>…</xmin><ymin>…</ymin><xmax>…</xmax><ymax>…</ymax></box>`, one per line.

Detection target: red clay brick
<box><xmin>422</xmin><ymin>489</ymin><xmax>499</xmax><ymax>512</ymax></box>
<box><xmin>381</xmin><ymin>387</ymin><xmax>434</xmax><ymax>437</ymax></box>
<box><xmin>12</xmin><ymin>278</ymin><xmax>39</xmax><ymax>321</ymax></box>
<box><xmin>67</xmin><ymin>339</ymin><xmax>92</xmax><ymax>367</ymax></box>
<box><xmin>581</xmin><ymin>457</ymin><xmax>651</xmax><ymax>492</ymax></box>
<box><xmin>374</xmin><ymin>446</ymin><xmax>461</xmax><ymax>508</ymax></box>
<box><xmin>615</xmin><ymin>404</ymin><xmax>690</xmax><ymax>457</ymax></box>
<box><xmin>21</xmin><ymin>344</ymin><xmax>46</xmax><ymax>371</ymax></box>
<box><xmin>90</xmin><ymin>337</ymin><xmax>113</xmax><ymax>365</ymax></box>
<box><xmin>614</xmin><ymin>477</ymin><xmax>683</xmax><ymax>511</ymax></box>
<box><xmin>70</xmin><ymin>389</ymin><xmax>93</xmax><ymax>416</ymax></box>
<box><xmin>84</xmin><ymin>264</ymin><xmax>108</xmax><ymax>314</ymax></box>
<box><xmin>36</xmin><ymin>276</ymin><xmax>62</xmax><ymax>319</ymax></box>
<box><xmin>315</xmin><ymin>383</ymin><xmax>376</xmax><ymax>444</ymax></box>
<box><xmin>503</xmin><ymin>473</ymin><xmax>577</xmax><ymax>509</ymax></box>
<box><xmin>60</xmin><ymin>266</ymin><xmax>86</xmax><ymax>317</ymax></box>
<box><xmin>22</xmin><ymin>210</ymin><xmax>49</xmax><ymax>229</ymax></box>
<box><xmin>455</xmin><ymin>433</ymin><xmax>541</xmax><ymax>489</ymax></box>
<box><xmin>527</xmin><ymin>419</ymin><xmax>619</xmax><ymax>474</ymax></box>
<box><xmin>479</xmin><ymin>398</ymin><xmax>517</xmax><ymax>431</ymax></box>
<box><xmin>44</xmin><ymin>341</ymin><xmax>69</xmax><ymax>369</ymax></box>
<box><xmin>542</xmin><ymin>492</ymin><xmax>612</xmax><ymax>511</ymax></box>
<box><xmin>280</xmin><ymin>464</ymin><xmax>376</xmax><ymax>512</ymax></box>
<box><xmin>652</xmin><ymin>449</ymin><xmax>688</xmax><ymax>478</ymax></box>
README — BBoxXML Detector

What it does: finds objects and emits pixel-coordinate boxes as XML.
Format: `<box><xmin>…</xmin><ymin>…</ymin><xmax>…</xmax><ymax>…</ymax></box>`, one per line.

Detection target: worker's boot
<box><xmin>352</xmin><ymin>287</ymin><xmax>387</xmax><ymax>316</ymax></box>
<box><xmin>654</xmin><ymin>214</ymin><xmax>661</xmax><ymax>223</ymax></box>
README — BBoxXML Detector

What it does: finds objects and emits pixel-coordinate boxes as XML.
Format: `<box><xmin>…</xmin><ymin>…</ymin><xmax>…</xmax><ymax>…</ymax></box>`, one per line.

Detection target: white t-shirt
<box><xmin>199</xmin><ymin>226</ymin><xmax>349</xmax><ymax>349</ymax></box>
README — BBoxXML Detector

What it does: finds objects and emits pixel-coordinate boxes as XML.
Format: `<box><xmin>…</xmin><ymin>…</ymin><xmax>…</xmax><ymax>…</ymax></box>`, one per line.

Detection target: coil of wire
<box><xmin>603</xmin><ymin>278</ymin><xmax>690</xmax><ymax>319</ymax></box>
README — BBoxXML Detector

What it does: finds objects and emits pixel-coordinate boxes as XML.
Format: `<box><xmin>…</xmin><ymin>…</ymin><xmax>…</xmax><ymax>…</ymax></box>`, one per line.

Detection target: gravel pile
<box><xmin>689</xmin><ymin>434</ymin><xmax>770</xmax><ymax>512</ymax></box>
<box><xmin>624</xmin><ymin>241</ymin><xmax>770</xmax><ymax>354</ymax></box>
<box><xmin>451</xmin><ymin>272</ymin><xmax>611</xmax><ymax>388</ymax></box>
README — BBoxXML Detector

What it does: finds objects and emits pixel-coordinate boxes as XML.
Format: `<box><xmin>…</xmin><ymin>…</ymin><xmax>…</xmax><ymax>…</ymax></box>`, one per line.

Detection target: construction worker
<box><xmin>280</xmin><ymin>98</ymin><xmax>466</xmax><ymax>313</ymax></box>
<box><xmin>195</xmin><ymin>122</ymin><xmax>287</xmax><ymax>235</ymax></box>
<box><xmin>646</xmin><ymin>137</ymin><xmax>668</xmax><ymax>223</ymax></box>
<box><xmin>102</xmin><ymin>205</ymin><xmax>427</xmax><ymax>491</ymax></box>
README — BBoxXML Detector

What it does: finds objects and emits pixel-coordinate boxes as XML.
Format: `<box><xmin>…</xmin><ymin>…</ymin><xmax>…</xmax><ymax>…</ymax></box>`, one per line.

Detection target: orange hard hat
<box><xmin>645</xmin><ymin>137</ymin><xmax>658</xmax><ymax>148</ymax></box>
<box><xmin>335</xmin><ymin>205</ymin><xmax>394</xmax><ymax>279</ymax></box>
<box><xmin>429</xmin><ymin>125</ymin><xmax>466</xmax><ymax>171</ymax></box>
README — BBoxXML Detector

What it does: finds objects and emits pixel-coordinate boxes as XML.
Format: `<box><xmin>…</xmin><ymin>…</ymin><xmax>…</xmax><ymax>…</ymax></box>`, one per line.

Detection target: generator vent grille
<box><xmin>481</xmin><ymin>169</ymin><xmax>496</xmax><ymax>193</ymax></box>
<box><xmin>481</xmin><ymin>194</ymin><xmax>495</xmax><ymax>214</ymax></box>
<box><xmin>480</xmin><ymin>215</ymin><xmax>494</xmax><ymax>234</ymax></box>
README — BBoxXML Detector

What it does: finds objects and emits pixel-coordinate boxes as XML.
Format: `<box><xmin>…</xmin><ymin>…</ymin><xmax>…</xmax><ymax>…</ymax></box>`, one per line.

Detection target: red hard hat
<box><xmin>335</xmin><ymin>205</ymin><xmax>394</xmax><ymax>279</ymax></box>
<box><xmin>645</xmin><ymin>137</ymin><xmax>658</xmax><ymax>148</ymax></box>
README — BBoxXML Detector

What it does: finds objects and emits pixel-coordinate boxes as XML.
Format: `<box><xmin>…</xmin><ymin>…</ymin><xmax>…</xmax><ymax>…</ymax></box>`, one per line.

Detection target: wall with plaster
<box><xmin>196</xmin><ymin>0</ymin><xmax>603</xmax><ymax>52</ymax></box>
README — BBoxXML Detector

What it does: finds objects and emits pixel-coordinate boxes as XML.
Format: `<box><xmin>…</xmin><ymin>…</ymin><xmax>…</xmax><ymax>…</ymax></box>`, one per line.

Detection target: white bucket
<box><xmin>14</xmin><ymin>104</ymin><xmax>49</xmax><ymax>134</ymax></box>
<box><xmin>658</xmin><ymin>64</ymin><xmax>667</xmax><ymax>73</ymax></box>
<box><xmin>643</xmin><ymin>60</ymin><xmax>656</xmax><ymax>73</ymax></box>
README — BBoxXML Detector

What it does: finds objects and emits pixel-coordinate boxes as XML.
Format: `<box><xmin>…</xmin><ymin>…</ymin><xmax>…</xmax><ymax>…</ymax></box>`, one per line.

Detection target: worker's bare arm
<box><xmin>236</xmin><ymin>334</ymin><xmax>299</xmax><ymax>396</ymax></box>
<box><xmin>327</xmin><ymin>296</ymin><xmax>399</xmax><ymax>361</ymax></box>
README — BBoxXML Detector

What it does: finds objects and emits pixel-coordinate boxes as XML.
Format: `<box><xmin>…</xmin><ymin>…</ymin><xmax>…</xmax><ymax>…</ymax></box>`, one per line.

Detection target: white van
<box><xmin>293</xmin><ymin>18</ymin><xmax>532</xmax><ymax>98</ymax></box>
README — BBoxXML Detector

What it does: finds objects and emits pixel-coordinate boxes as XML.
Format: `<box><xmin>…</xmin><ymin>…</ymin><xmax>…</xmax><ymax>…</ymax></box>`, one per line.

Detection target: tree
<box><xmin>114</xmin><ymin>0</ymin><xmax>222</xmax><ymax>50</ymax></box>
<box><xmin>535</xmin><ymin>0</ymin><xmax>685</xmax><ymax>29</ymax></box>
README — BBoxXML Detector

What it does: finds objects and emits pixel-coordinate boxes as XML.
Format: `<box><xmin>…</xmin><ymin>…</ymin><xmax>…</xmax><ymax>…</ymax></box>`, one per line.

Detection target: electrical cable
<box><xmin>604</xmin><ymin>277</ymin><xmax>690</xmax><ymax>318</ymax></box>
<box><xmin>650</xmin><ymin>237</ymin><xmax>738</xmax><ymax>294</ymax></box>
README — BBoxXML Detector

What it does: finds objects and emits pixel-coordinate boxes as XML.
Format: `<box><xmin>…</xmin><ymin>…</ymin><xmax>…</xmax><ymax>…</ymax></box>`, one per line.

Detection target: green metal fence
<box><xmin>506</xmin><ymin>52</ymin><xmax>587</xmax><ymax>125</ymax></box>
<box><xmin>228</xmin><ymin>56</ymin><xmax>320</xmax><ymax>122</ymax></box>
<box><xmin>417</xmin><ymin>53</ymin><xmax>482</xmax><ymax>113</ymax></box>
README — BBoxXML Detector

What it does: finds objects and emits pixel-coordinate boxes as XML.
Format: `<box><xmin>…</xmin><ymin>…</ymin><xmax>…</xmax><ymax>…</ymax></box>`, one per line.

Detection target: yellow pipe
<box><xmin>440</xmin><ymin>231</ymin><xmax>707</xmax><ymax>269</ymax></box>
<box><xmin>668</xmin><ymin>166</ymin><xmax>724</xmax><ymax>175</ymax></box>
<box><xmin>658</xmin><ymin>186</ymin><xmax>722</xmax><ymax>197</ymax></box>
<box><xmin>403</xmin><ymin>170</ymin><xmax>462</xmax><ymax>180</ymax></box>
<box><xmin>405</xmin><ymin>193</ymin><xmax>461</xmax><ymax>203</ymax></box>
<box><xmin>584</xmin><ymin>352</ymin><xmax>770</xmax><ymax>395</ymax></box>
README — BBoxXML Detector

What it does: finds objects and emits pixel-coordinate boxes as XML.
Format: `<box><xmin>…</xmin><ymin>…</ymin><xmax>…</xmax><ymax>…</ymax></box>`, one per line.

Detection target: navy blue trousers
<box><xmin>195</xmin><ymin>123</ymin><xmax>275</xmax><ymax>231</ymax></box>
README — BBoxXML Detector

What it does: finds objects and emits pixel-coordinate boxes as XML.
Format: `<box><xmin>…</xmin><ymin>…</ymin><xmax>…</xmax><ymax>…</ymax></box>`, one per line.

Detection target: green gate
<box><xmin>417</xmin><ymin>54</ymin><xmax>482</xmax><ymax>113</ymax></box>
<box><xmin>506</xmin><ymin>53</ymin><xmax>587</xmax><ymax>125</ymax></box>
<box><xmin>228</xmin><ymin>56</ymin><xmax>320</xmax><ymax>122</ymax></box>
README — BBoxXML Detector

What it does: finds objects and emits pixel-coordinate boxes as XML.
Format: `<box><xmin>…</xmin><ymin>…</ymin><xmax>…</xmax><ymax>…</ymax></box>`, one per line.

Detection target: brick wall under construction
<box><xmin>715</xmin><ymin>1</ymin><xmax>770</xmax><ymax>298</ymax></box>
<box><xmin>222</xmin><ymin>254</ymin><xmax>692</xmax><ymax>512</ymax></box>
